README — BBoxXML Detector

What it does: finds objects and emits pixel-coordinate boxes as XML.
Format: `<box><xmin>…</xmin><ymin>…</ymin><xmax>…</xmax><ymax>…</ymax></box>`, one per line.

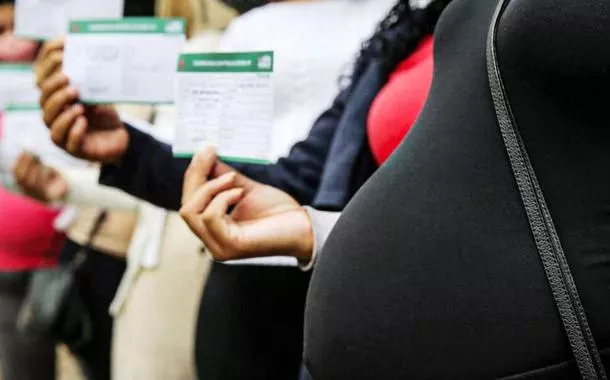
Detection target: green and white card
<box><xmin>14</xmin><ymin>0</ymin><xmax>124</xmax><ymax>40</ymax></box>
<box><xmin>173</xmin><ymin>52</ymin><xmax>275</xmax><ymax>164</ymax></box>
<box><xmin>0</xmin><ymin>64</ymin><xmax>39</xmax><ymax>109</ymax></box>
<box><xmin>1</xmin><ymin>104</ymin><xmax>87</xmax><ymax>170</ymax></box>
<box><xmin>63</xmin><ymin>18</ymin><xmax>186</xmax><ymax>104</ymax></box>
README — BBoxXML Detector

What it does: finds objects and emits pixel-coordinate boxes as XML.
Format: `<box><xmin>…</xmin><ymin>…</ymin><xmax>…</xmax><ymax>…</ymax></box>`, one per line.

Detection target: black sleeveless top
<box><xmin>304</xmin><ymin>0</ymin><xmax>610</xmax><ymax>378</ymax></box>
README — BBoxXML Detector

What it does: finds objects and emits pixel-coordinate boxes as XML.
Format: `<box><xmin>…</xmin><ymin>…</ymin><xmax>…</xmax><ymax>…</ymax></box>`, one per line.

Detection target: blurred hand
<box><xmin>13</xmin><ymin>152</ymin><xmax>69</xmax><ymax>203</ymax></box>
<box><xmin>35</xmin><ymin>39</ymin><xmax>128</xmax><ymax>163</ymax></box>
<box><xmin>180</xmin><ymin>147</ymin><xmax>314</xmax><ymax>262</ymax></box>
<box><xmin>34</xmin><ymin>39</ymin><xmax>64</xmax><ymax>87</ymax></box>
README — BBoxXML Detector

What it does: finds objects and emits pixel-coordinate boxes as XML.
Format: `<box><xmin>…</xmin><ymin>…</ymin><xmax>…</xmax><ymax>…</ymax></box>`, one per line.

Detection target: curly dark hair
<box><xmin>347</xmin><ymin>0</ymin><xmax>453</xmax><ymax>84</ymax></box>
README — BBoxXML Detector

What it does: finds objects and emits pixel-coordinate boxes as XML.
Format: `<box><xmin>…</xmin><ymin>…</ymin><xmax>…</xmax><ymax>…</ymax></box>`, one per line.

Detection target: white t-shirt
<box><xmin>219</xmin><ymin>0</ymin><xmax>396</xmax><ymax>162</ymax></box>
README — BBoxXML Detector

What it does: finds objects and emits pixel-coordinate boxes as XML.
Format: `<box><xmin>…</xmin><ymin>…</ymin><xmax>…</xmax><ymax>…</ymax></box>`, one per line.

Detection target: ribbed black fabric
<box><xmin>304</xmin><ymin>0</ymin><xmax>610</xmax><ymax>378</ymax></box>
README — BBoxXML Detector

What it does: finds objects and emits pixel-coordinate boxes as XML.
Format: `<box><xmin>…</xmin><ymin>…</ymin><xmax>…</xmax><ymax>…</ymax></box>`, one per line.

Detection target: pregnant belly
<box><xmin>302</xmin><ymin>154</ymin><xmax>579</xmax><ymax>379</ymax></box>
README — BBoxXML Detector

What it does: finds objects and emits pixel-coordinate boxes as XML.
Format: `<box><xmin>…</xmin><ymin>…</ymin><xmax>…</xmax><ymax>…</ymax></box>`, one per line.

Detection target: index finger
<box><xmin>35</xmin><ymin>39</ymin><xmax>64</xmax><ymax>66</ymax></box>
<box><xmin>182</xmin><ymin>145</ymin><xmax>219</xmax><ymax>206</ymax></box>
<box><xmin>35</xmin><ymin>50</ymin><xmax>63</xmax><ymax>88</ymax></box>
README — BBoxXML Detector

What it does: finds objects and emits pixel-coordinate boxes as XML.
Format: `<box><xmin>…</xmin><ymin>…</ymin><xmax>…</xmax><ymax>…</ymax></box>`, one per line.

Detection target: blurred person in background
<box><xmin>193</xmin><ymin>0</ymin><xmax>396</xmax><ymax>378</ymax></box>
<box><xmin>35</xmin><ymin>3</ymin><xmax>155</xmax><ymax>379</ymax></box>
<box><xmin>110</xmin><ymin>0</ymin><xmax>228</xmax><ymax>378</ymax></box>
<box><xmin>15</xmin><ymin>1</ymin><xmax>230</xmax><ymax>379</ymax></box>
<box><xmin>205</xmin><ymin>0</ymin><xmax>238</xmax><ymax>28</ymax></box>
<box><xmin>8</xmin><ymin>1</ymin><xmax>154</xmax><ymax>379</ymax></box>
<box><xmin>0</xmin><ymin>1</ymin><xmax>61</xmax><ymax>379</ymax></box>
<box><xmin>35</xmin><ymin>0</ymin><xmax>396</xmax><ymax>378</ymax></box>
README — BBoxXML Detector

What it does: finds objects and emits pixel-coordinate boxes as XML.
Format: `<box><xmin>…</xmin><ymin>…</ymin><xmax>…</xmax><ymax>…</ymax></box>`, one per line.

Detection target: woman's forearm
<box><xmin>59</xmin><ymin>167</ymin><xmax>140</xmax><ymax>211</ymax></box>
<box><xmin>99</xmin><ymin>123</ymin><xmax>190</xmax><ymax>211</ymax></box>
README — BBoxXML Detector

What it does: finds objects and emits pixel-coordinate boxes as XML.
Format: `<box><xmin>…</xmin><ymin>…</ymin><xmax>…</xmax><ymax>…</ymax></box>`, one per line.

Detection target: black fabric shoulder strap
<box><xmin>486</xmin><ymin>0</ymin><xmax>607</xmax><ymax>378</ymax></box>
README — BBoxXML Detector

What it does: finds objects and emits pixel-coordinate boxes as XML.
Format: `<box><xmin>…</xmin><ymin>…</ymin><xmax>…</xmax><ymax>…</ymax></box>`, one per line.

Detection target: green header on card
<box><xmin>4</xmin><ymin>103</ymin><xmax>41</xmax><ymax>112</ymax></box>
<box><xmin>173</xmin><ymin>152</ymin><xmax>271</xmax><ymax>165</ymax></box>
<box><xmin>0</xmin><ymin>63</ymin><xmax>33</xmax><ymax>72</ymax></box>
<box><xmin>69</xmin><ymin>18</ymin><xmax>185</xmax><ymax>35</ymax></box>
<box><xmin>178</xmin><ymin>52</ymin><xmax>274</xmax><ymax>73</ymax></box>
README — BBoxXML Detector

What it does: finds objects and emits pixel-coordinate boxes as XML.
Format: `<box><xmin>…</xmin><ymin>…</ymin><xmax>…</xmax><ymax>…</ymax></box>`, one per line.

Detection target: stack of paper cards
<box><xmin>173</xmin><ymin>52</ymin><xmax>275</xmax><ymax>164</ymax></box>
<box><xmin>63</xmin><ymin>18</ymin><xmax>185</xmax><ymax>104</ymax></box>
<box><xmin>1</xmin><ymin>104</ymin><xmax>87</xmax><ymax>170</ymax></box>
<box><xmin>0</xmin><ymin>64</ymin><xmax>39</xmax><ymax>108</ymax></box>
<box><xmin>14</xmin><ymin>0</ymin><xmax>124</xmax><ymax>40</ymax></box>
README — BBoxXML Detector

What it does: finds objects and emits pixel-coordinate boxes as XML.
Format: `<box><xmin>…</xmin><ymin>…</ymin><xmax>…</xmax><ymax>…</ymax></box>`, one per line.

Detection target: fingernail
<box><xmin>72</xmin><ymin>104</ymin><xmax>83</xmax><ymax>113</ymax></box>
<box><xmin>68</xmin><ymin>87</ymin><xmax>78</xmax><ymax>96</ymax></box>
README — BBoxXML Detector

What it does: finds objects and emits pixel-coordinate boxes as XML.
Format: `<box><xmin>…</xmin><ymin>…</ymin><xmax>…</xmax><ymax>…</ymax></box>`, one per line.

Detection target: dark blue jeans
<box><xmin>300</xmin><ymin>365</ymin><xmax>311</xmax><ymax>380</ymax></box>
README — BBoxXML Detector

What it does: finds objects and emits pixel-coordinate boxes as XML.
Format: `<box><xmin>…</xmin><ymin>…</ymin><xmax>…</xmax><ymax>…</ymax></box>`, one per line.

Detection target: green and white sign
<box><xmin>3</xmin><ymin>103</ymin><xmax>41</xmax><ymax>112</ymax></box>
<box><xmin>14</xmin><ymin>0</ymin><xmax>124</xmax><ymax>40</ymax></box>
<box><xmin>63</xmin><ymin>18</ymin><xmax>186</xmax><ymax>104</ymax></box>
<box><xmin>69</xmin><ymin>18</ymin><xmax>185</xmax><ymax>35</ymax></box>
<box><xmin>0</xmin><ymin>64</ymin><xmax>39</xmax><ymax>108</ymax></box>
<box><xmin>173</xmin><ymin>52</ymin><xmax>275</xmax><ymax>164</ymax></box>
<box><xmin>178</xmin><ymin>52</ymin><xmax>274</xmax><ymax>73</ymax></box>
<box><xmin>0</xmin><ymin>64</ymin><xmax>33</xmax><ymax>72</ymax></box>
<box><xmin>1</xmin><ymin>105</ymin><xmax>86</xmax><ymax>170</ymax></box>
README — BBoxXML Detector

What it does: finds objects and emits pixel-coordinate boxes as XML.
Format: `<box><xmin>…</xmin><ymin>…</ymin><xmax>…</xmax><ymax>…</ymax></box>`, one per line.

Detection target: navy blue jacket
<box><xmin>99</xmin><ymin>38</ymin><xmax>392</xmax><ymax>212</ymax></box>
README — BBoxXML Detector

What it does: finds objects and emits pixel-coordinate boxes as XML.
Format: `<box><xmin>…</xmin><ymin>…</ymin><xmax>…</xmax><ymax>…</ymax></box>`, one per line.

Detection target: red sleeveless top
<box><xmin>367</xmin><ymin>36</ymin><xmax>434</xmax><ymax>164</ymax></box>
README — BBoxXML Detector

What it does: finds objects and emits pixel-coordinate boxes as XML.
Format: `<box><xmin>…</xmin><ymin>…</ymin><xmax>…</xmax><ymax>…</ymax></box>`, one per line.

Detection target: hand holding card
<box><xmin>34</xmin><ymin>36</ymin><xmax>131</xmax><ymax>165</ymax></box>
<box><xmin>40</xmin><ymin>94</ymin><xmax>128</xmax><ymax>164</ymax></box>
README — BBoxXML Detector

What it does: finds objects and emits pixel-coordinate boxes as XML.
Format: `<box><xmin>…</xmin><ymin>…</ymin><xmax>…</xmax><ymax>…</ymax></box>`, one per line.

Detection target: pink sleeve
<box><xmin>0</xmin><ymin>187</ymin><xmax>64</xmax><ymax>270</ymax></box>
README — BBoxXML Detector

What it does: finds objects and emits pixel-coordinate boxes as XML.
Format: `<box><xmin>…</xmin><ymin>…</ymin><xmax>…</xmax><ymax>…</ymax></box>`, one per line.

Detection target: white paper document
<box><xmin>0</xmin><ymin>64</ymin><xmax>39</xmax><ymax>108</ymax></box>
<box><xmin>63</xmin><ymin>18</ymin><xmax>185</xmax><ymax>104</ymax></box>
<box><xmin>14</xmin><ymin>0</ymin><xmax>124</xmax><ymax>40</ymax></box>
<box><xmin>0</xmin><ymin>105</ymin><xmax>87</xmax><ymax>170</ymax></box>
<box><xmin>173</xmin><ymin>52</ymin><xmax>275</xmax><ymax>164</ymax></box>
<box><xmin>223</xmin><ymin>256</ymin><xmax>299</xmax><ymax>267</ymax></box>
